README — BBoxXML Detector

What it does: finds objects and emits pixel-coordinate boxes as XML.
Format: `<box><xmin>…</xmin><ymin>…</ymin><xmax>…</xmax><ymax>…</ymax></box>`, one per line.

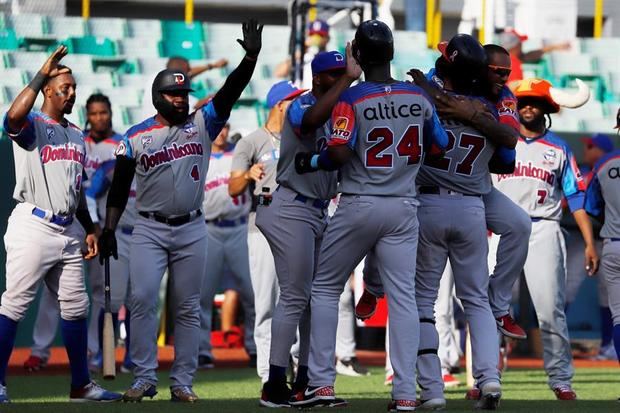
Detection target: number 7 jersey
<box><xmin>328</xmin><ymin>81</ymin><xmax>447</xmax><ymax>197</ymax></box>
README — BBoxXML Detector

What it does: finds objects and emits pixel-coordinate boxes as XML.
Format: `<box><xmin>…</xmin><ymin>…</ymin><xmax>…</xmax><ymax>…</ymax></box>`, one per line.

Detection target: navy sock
<box><xmin>613</xmin><ymin>324</ymin><xmax>620</xmax><ymax>361</ymax></box>
<box><xmin>0</xmin><ymin>315</ymin><xmax>18</xmax><ymax>386</ymax></box>
<box><xmin>268</xmin><ymin>364</ymin><xmax>286</xmax><ymax>384</ymax></box>
<box><xmin>123</xmin><ymin>310</ymin><xmax>132</xmax><ymax>365</ymax></box>
<box><xmin>600</xmin><ymin>306</ymin><xmax>613</xmax><ymax>347</ymax></box>
<box><xmin>61</xmin><ymin>318</ymin><xmax>91</xmax><ymax>388</ymax></box>
<box><xmin>294</xmin><ymin>365</ymin><xmax>309</xmax><ymax>387</ymax></box>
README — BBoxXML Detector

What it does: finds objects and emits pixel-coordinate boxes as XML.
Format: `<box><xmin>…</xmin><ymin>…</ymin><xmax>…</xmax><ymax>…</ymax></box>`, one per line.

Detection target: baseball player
<box><xmin>199</xmin><ymin>123</ymin><xmax>257</xmax><ymax>368</ymax></box>
<box><xmin>493</xmin><ymin>78</ymin><xmax>598</xmax><ymax>400</ymax></box>
<box><xmin>98</xmin><ymin>20</ymin><xmax>262</xmax><ymax>403</ymax></box>
<box><xmin>229</xmin><ymin>80</ymin><xmax>304</xmax><ymax>383</ymax></box>
<box><xmin>585</xmin><ymin>111</ymin><xmax>620</xmax><ymax>369</ymax></box>
<box><xmin>291</xmin><ymin>20</ymin><xmax>448</xmax><ymax>411</ymax></box>
<box><xmin>255</xmin><ymin>48</ymin><xmax>360</xmax><ymax>408</ymax></box>
<box><xmin>0</xmin><ymin>46</ymin><xmax>121</xmax><ymax>402</ymax></box>
<box><xmin>23</xmin><ymin>93</ymin><xmax>136</xmax><ymax>374</ymax></box>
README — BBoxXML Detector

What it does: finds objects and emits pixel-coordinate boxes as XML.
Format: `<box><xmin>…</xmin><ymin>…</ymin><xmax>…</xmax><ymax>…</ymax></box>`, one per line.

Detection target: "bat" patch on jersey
<box><xmin>332</xmin><ymin>116</ymin><xmax>351</xmax><ymax>140</ymax></box>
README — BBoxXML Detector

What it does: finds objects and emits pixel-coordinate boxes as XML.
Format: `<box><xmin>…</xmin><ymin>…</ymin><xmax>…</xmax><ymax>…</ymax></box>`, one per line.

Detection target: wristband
<box><xmin>28</xmin><ymin>72</ymin><xmax>47</xmax><ymax>93</ymax></box>
<box><xmin>310</xmin><ymin>154</ymin><xmax>319</xmax><ymax>170</ymax></box>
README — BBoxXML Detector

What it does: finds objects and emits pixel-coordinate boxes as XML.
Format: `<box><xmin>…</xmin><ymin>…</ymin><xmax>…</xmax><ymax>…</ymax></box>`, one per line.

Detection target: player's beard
<box><xmin>158</xmin><ymin>101</ymin><xmax>189</xmax><ymax>125</ymax></box>
<box><xmin>519</xmin><ymin>114</ymin><xmax>545</xmax><ymax>133</ymax></box>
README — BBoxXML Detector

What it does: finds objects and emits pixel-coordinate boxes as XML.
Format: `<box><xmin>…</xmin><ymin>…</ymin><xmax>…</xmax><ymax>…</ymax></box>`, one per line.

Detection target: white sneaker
<box><xmin>475</xmin><ymin>381</ymin><xmax>501</xmax><ymax>410</ymax></box>
<box><xmin>0</xmin><ymin>383</ymin><xmax>9</xmax><ymax>403</ymax></box>
<box><xmin>336</xmin><ymin>358</ymin><xmax>370</xmax><ymax>377</ymax></box>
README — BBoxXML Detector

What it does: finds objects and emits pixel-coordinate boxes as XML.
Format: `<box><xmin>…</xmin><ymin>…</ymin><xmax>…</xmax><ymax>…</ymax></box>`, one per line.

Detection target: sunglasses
<box><xmin>488</xmin><ymin>64</ymin><xmax>512</xmax><ymax>77</ymax></box>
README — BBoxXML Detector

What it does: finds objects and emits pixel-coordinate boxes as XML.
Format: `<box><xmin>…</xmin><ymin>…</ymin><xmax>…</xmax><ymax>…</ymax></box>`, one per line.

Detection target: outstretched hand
<box><xmin>40</xmin><ymin>45</ymin><xmax>71</xmax><ymax>78</ymax></box>
<box><xmin>237</xmin><ymin>19</ymin><xmax>263</xmax><ymax>58</ymax></box>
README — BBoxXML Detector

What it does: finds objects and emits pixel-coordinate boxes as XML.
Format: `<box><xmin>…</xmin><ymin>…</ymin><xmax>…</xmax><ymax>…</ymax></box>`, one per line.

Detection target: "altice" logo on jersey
<box><xmin>41</xmin><ymin>143</ymin><xmax>85</xmax><ymax>165</ymax></box>
<box><xmin>495</xmin><ymin>161</ymin><xmax>556</xmax><ymax>185</ymax></box>
<box><xmin>363</xmin><ymin>102</ymin><xmax>423</xmax><ymax>121</ymax></box>
<box><xmin>140</xmin><ymin>142</ymin><xmax>203</xmax><ymax>172</ymax></box>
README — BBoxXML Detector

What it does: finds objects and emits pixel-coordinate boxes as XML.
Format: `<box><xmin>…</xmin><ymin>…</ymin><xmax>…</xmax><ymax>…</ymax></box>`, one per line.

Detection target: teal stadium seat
<box><xmin>128</xmin><ymin>19</ymin><xmax>163</xmax><ymax>40</ymax></box>
<box><xmin>204</xmin><ymin>23</ymin><xmax>243</xmax><ymax>60</ymax></box>
<box><xmin>98</xmin><ymin>87</ymin><xmax>141</xmax><ymax>107</ymax></box>
<box><xmin>0</xmin><ymin>68</ymin><xmax>25</xmax><ymax>87</ymax></box>
<box><xmin>160</xmin><ymin>20</ymin><xmax>205</xmax><ymax>60</ymax></box>
<box><xmin>47</xmin><ymin>16</ymin><xmax>87</xmax><ymax>39</ymax></box>
<box><xmin>8</xmin><ymin>14</ymin><xmax>46</xmax><ymax>38</ymax></box>
<box><xmin>8</xmin><ymin>51</ymin><xmax>49</xmax><ymax>72</ymax></box>
<box><xmin>119</xmin><ymin>38</ymin><xmax>160</xmax><ymax>58</ymax></box>
<box><xmin>61</xmin><ymin>53</ymin><xmax>95</xmax><ymax>73</ymax></box>
<box><xmin>72</xmin><ymin>72</ymin><xmax>115</xmax><ymax>89</ymax></box>
<box><xmin>88</xmin><ymin>17</ymin><xmax>128</xmax><ymax>40</ymax></box>
<box><xmin>67</xmin><ymin>36</ymin><xmax>117</xmax><ymax>56</ymax></box>
<box><xmin>0</xmin><ymin>28</ymin><xmax>18</xmax><ymax>50</ymax></box>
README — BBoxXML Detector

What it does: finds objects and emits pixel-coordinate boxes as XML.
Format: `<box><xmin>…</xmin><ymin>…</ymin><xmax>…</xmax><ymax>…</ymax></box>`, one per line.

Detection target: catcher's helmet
<box><xmin>353</xmin><ymin>20</ymin><xmax>394</xmax><ymax>66</ymax></box>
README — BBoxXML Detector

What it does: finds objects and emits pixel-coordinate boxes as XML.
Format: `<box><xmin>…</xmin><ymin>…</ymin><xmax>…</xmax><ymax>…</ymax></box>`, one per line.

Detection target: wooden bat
<box><xmin>102</xmin><ymin>257</ymin><xmax>116</xmax><ymax>380</ymax></box>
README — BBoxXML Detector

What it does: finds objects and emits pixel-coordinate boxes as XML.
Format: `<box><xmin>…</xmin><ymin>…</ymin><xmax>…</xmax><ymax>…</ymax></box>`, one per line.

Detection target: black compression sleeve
<box><xmin>211</xmin><ymin>56</ymin><xmax>257</xmax><ymax>119</ymax></box>
<box><xmin>106</xmin><ymin>155</ymin><xmax>136</xmax><ymax>212</ymax></box>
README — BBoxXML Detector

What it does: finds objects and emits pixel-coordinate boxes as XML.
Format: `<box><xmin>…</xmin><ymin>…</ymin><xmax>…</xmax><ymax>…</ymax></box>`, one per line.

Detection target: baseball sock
<box><xmin>613</xmin><ymin>324</ymin><xmax>620</xmax><ymax>361</ymax></box>
<box><xmin>600</xmin><ymin>306</ymin><xmax>613</xmax><ymax>347</ymax></box>
<box><xmin>0</xmin><ymin>315</ymin><xmax>18</xmax><ymax>386</ymax></box>
<box><xmin>268</xmin><ymin>364</ymin><xmax>286</xmax><ymax>384</ymax></box>
<box><xmin>294</xmin><ymin>365</ymin><xmax>308</xmax><ymax>388</ymax></box>
<box><xmin>61</xmin><ymin>318</ymin><xmax>91</xmax><ymax>388</ymax></box>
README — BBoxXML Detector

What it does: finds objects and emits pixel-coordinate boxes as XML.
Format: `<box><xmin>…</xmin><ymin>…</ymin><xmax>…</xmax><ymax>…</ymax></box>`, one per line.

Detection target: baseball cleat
<box><xmin>495</xmin><ymin>314</ymin><xmax>526</xmax><ymax>340</ymax></box>
<box><xmin>0</xmin><ymin>384</ymin><xmax>9</xmax><ymax>403</ymax></box>
<box><xmin>336</xmin><ymin>357</ymin><xmax>370</xmax><ymax>377</ymax></box>
<box><xmin>122</xmin><ymin>379</ymin><xmax>158</xmax><ymax>402</ymax></box>
<box><xmin>417</xmin><ymin>398</ymin><xmax>446</xmax><ymax>410</ymax></box>
<box><xmin>23</xmin><ymin>355</ymin><xmax>47</xmax><ymax>372</ymax></box>
<box><xmin>259</xmin><ymin>380</ymin><xmax>291</xmax><ymax>408</ymax></box>
<box><xmin>170</xmin><ymin>385</ymin><xmax>198</xmax><ymax>402</ymax></box>
<box><xmin>387</xmin><ymin>399</ymin><xmax>417</xmax><ymax>411</ymax></box>
<box><xmin>552</xmin><ymin>384</ymin><xmax>577</xmax><ymax>401</ymax></box>
<box><xmin>442</xmin><ymin>373</ymin><xmax>460</xmax><ymax>388</ymax></box>
<box><xmin>474</xmin><ymin>382</ymin><xmax>501</xmax><ymax>410</ymax></box>
<box><xmin>355</xmin><ymin>289</ymin><xmax>378</xmax><ymax>320</ymax></box>
<box><xmin>69</xmin><ymin>381</ymin><xmax>122</xmax><ymax>402</ymax></box>
<box><xmin>289</xmin><ymin>385</ymin><xmax>347</xmax><ymax>408</ymax></box>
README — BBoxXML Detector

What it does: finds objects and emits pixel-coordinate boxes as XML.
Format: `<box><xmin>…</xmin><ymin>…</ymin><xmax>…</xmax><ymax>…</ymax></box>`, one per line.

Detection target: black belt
<box><xmin>139</xmin><ymin>210</ymin><xmax>202</xmax><ymax>226</ymax></box>
<box><xmin>610</xmin><ymin>238</ymin><xmax>620</xmax><ymax>242</ymax></box>
<box><xmin>276</xmin><ymin>186</ymin><xmax>329</xmax><ymax>209</ymax></box>
<box><xmin>418</xmin><ymin>186</ymin><xmax>480</xmax><ymax>197</ymax></box>
<box><xmin>206</xmin><ymin>216</ymin><xmax>248</xmax><ymax>227</ymax></box>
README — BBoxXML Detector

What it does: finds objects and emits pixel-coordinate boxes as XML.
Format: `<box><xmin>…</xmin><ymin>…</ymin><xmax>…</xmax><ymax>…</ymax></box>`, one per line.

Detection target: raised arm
<box><xmin>189</xmin><ymin>58</ymin><xmax>228</xmax><ymax>79</ymax></box>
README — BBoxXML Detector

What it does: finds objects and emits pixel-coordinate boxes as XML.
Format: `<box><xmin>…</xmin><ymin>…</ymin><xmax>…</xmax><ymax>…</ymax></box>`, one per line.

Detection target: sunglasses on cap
<box><xmin>488</xmin><ymin>64</ymin><xmax>511</xmax><ymax>77</ymax></box>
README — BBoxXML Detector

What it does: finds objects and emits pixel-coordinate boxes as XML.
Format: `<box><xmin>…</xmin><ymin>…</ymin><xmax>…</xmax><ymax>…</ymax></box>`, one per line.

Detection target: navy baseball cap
<box><xmin>311</xmin><ymin>51</ymin><xmax>346</xmax><ymax>76</ymax></box>
<box><xmin>308</xmin><ymin>19</ymin><xmax>329</xmax><ymax>37</ymax></box>
<box><xmin>582</xmin><ymin>133</ymin><xmax>614</xmax><ymax>153</ymax></box>
<box><xmin>266</xmin><ymin>80</ymin><xmax>304</xmax><ymax>109</ymax></box>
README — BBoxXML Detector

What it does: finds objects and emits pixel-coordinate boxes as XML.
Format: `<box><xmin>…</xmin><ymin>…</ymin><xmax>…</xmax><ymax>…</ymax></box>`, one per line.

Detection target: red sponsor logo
<box><xmin>40</xmin><ymin>144</ymin><xmax>85</xmax><ymax>165</ymax></box>
<box><xmin>139</xmin><ymin>142</ymin><xmax>203</xmax><ymax>172</ymax></box>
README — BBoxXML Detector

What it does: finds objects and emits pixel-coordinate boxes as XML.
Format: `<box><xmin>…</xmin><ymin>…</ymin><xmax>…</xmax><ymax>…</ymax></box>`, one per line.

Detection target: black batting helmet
<box><xmin>152</xmin><ymin>69</ymin><xmax>193</xmax><ymax>124</ymax></box>
<box><xmin>438</xmin><ymin>34</ymin><xmax>486</xmax><ymax>75</ymax></box>
<box><xmin>353</xmin><ymin>20</ymin><xmax>394</xmax><ymax>66</ymax></box>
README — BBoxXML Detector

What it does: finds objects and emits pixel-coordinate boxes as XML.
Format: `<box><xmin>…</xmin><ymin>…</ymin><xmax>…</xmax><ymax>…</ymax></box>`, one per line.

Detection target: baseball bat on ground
<box><xmin>103</xmin><ymin>257</ymin><xmax>116</xmax><ymax>380</ymax></box>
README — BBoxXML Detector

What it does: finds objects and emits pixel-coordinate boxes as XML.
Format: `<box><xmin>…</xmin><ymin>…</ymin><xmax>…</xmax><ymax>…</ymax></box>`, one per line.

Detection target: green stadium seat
<box><xmin>137</xmin><ymin>57</ymin><xmax>169</xmax><ymax>74</ymax></box>
<box><xmin>67</xmin><ymin>36</ymin><xmax>117</xmax><ymax>56</ymax></box>
<box><xmin>581</xmin><ymin>118</ymin><xmax>616</xmax><ymax>134</ymax></box>
<box><xmin>47</xmin><ymin>16</ymin><xmax>87</xmax><ymax>38</ymax></box>
<box><xmin>159</xmin><ymin>38</ymin><xmax>204</xmax><ymax>60</ymax></box>
<box><xmin>162</xmin><ymin>20</ymin><xmax>204</xmax><ymax>43</ymax></box>
<box><xmin>119</xmin><ymin>38</ymin><xmax>160</xmax><ymax>58</ymax></box>
<box><xmin>88</xmin><ymin>17</ymin><xmax>128</xmax><ymax>40</ymax></box>
<box><xmin>8</xmin><ymin>14</ymin><xmax>46</xmax><ymax>38</ymax></box>
<box><xmin>0</xmin><ymin>68</ymin><xmax>25</xmax><ymax>86</ymax></box>
<box><xmin>61</xmin><ymin>53</ymin><xmax>95</xmax><ymax>73</ymax></box>
<box><xmin>128</xmin><ymin>19</ymin><xmax>162</xmax><ymax>39</ymax></box>
<box><xmin>0</xmin><ymin>28</ymin><xmax>18</xmax><ymax>50</ymax></box>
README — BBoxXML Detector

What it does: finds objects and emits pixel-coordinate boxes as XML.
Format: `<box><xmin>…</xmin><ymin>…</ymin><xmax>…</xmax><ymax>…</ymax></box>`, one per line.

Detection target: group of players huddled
<box><xmin>0</xmin><ymin>15</ymin><xmax>619</xmax><ymax>412</ymax></box>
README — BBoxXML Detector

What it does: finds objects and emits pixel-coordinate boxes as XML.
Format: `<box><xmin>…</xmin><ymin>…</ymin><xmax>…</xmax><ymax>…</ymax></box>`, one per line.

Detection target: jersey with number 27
<box><xmin>492</xmin><ymin>131</ymin><xmax>585</xmax><ymax>221</ymax></box>
<box><xmin>328</xmin><ymin>81</ymin><xmax>448</xmax><ymax>197</ymax></box>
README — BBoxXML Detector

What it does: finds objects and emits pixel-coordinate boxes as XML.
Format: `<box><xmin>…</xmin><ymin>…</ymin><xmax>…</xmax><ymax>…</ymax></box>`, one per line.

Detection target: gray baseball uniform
<box><xmin>414</xmin><ymin>100</ymin><xmax>504</xmax><ymax>400</ymax></box>
<box><xmin>255</xmin><ymin>91</ymin><xmax>337</xmax><ymax>370</ymax></box>
<box><xmin>493</xmin><ymin>131</ymin><xmax>586</xmax><ymax>388</ymax></box>
<box><xmin>585</xmin><ymin>150</ymin><xmax>620</xmax><ymax>348</ymax></box>
<box><xmin>1</xmin><ymin>111</ymin><xmax>89</xmax><ymax>323</ymax></box>
<box><xmin>231</xmin><ymin>127</ymin><xmax>280</xmax><ymax>382</ymax></box>
<box><xmin>114</xmin><ymin>102</ymin><xmax>227</xmax><ymax>388</ymax></box>
<box><xmin>200</xmin><ymin>147</ymin><xmax>256</xmax><ymax>359</ymax></box>
<box><xmin>307</xmin><ymin>81</ymin><xmax>447</xmax><ymax>402</ymax></box>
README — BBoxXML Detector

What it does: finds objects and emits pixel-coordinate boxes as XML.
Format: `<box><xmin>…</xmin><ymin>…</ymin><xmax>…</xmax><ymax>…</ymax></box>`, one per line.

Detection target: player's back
<box><xmin>588</xmin><ymin>149</ymin><xmax>620</xmax><ymax>238</ymax></box>
<box><xmin>417</xmin><ymin>98</ymin><xmax>499</xmax><ymax>195</ymax></box>
<box><xmin>329</xmin><ymin>81</ymin><xmax>440</xmax><ymax>197</ymax></box>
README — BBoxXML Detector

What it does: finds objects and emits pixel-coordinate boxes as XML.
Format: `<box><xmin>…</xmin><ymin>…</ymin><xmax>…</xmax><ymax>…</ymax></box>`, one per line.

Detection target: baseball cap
<box><xmin>499</xmin><ymin>28</ymin><xmax>528</xmax><ymax>50</ymax></box>
<box><xmin>308</xmin><ymin>19</ymin><xmax>329</xmax><ymax>37</ymax></box>
<box><xmin>582</xmin><ymin>133</ymin><xmax>614</xmax><ymax>153</ymax></box>
<box><xmin>266</xmin><ymin>80</ymin><xmax>305</xmax><ymax>109</ymax></box>
<box><xmin>311</xmin><ymin>51</ymin><xmax>346</xmax><ymax>76</ymax></box>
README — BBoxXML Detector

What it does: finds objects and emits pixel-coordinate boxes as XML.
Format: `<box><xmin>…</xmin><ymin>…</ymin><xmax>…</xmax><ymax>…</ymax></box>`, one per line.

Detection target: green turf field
<box><xmin>0</xmin><ymin>367</ymin><xmax>617</xmax><ymax>412</ymax></box>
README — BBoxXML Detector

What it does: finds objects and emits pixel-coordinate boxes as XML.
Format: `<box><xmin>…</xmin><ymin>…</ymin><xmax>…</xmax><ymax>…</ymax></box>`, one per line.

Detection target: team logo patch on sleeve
<box><xmin>332</xmin><ymin>116</ymin><xmax>351</xmax><ymax>140</ymax></box>
<box><xmin>115</xmin><ymin>141</ymin><xmax>128</xmax><ymax>156</ymax></box>
<box><xmin>499</xmin><ymin>99</ymin><xmax>517</xmax><ymax>115</ymax></box>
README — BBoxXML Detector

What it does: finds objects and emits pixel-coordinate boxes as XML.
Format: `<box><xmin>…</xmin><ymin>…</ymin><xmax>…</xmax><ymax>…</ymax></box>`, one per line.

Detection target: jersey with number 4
<box><xmin>493</xmin><ymin>131</ymin><xmax>585</xmax><ymax>221</ymax></box>
<box><xmin>418</xmin><ymin>97</ymin><xmax>513</xmax><ymax>195</ymax></box>
<box><xmin>115</xmin><ymin>102</ymin><xmax>227</xmax><ymax>216</ymax></box>
<box><xmin>585</xmin><ymin>149</ymin><xmax>620</xmax><ymax>238</ymax></box>
<box><xmin>329</xmin><ymin>81</ymin><xmax>447</xmax><ymax>197</ymax></box>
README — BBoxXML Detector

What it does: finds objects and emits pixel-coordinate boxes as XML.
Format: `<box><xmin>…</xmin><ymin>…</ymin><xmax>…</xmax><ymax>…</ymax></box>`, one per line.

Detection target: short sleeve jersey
<box><xmin>496</xmin><ymin>87</ymin><xmax>520</xmax><ymax>132</ymax></box>
<box><xmin>231</xmin><ymin>127</ymin><xmax>280</xmax><ymax>196</ymax></box>
<box><xmin>277</xmin><ymin>92</ymin><xmax>338</xmax><ymax>200</ymax></box>
<box><xmin>115</xmin><ymin>102</ymin><xmax>227</xmax><ymax>216</ymax></box>
<box><xmin>84</xmin><ymin>132</ymin><xmax>136</xmax><ymax>226</ymax></box>
<box><xmin>585</xmin><ymin>149</ymin><xmax>620</xmax><ymax>239</ymax></box>
<box><xmin>493</xmin><ymin>131</ymin><xmax>586</xmax><ymax>220</ymax></box>
<box><xmin>328</xmin><ymin>81</ymin><xmax>448</xmax><ymax>197</ymax></box>
<box><xmin>203</xmin><ymin>147</ymin><xmax>251</xmax><ymax>221</ymax></box>
<box><xmin>3</xmin><ymin>111</ymin><xmax>85</xmax><ymax>216</ymax></box>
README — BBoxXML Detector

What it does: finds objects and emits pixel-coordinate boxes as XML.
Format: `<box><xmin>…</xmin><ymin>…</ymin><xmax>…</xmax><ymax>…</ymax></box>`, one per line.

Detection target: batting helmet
<box><xmin>353</xmin><ymin>20</ymin><xmax>394</xmax><ymax>66</ymax></box>
<box><xmin>152</xmin><ymin>69</ymin><xmax>193</xmax><ymax>124</ymax></box>
<box><xmin>436</xmin><ymin>34</ymin><xmax>486</xmax><ymax>93</ymax></box>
